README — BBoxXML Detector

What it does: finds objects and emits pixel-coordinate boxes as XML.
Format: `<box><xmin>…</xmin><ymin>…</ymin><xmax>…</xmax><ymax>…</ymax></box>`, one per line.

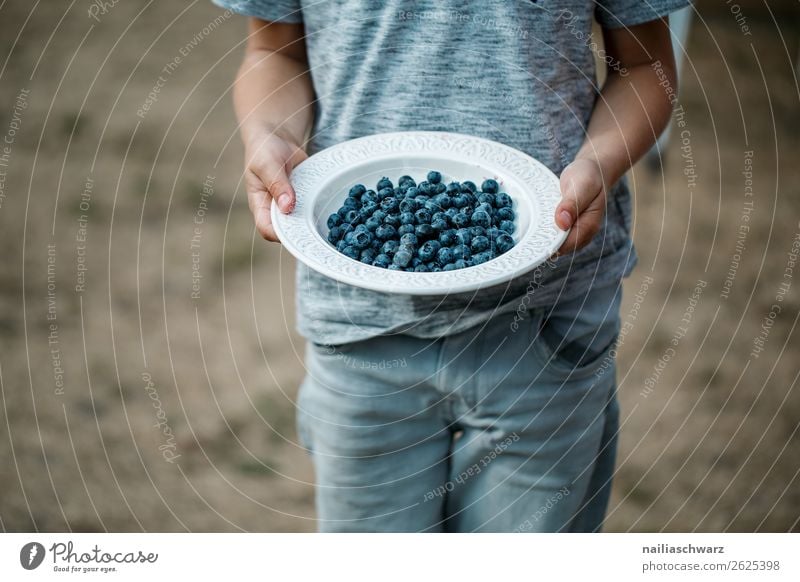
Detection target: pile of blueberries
<box><xmin>326</xmin><ymin>171</ymin><xmax>516</xmax><ymax>272</ymax></box>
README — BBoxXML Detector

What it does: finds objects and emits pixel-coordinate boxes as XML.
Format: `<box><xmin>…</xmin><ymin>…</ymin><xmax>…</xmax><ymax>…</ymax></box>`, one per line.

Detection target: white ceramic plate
<box><xmin>272</xmin><ymin>131</ymin><xmax>567</xmax><ymax>295</ymax></box>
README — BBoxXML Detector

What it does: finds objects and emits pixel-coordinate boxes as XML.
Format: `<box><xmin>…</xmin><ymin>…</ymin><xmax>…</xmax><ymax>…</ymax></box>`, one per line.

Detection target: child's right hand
<box><xmin>243</xmin><ymin>128</ymin><xmax>307</xmax><ymax>242</ymax></box>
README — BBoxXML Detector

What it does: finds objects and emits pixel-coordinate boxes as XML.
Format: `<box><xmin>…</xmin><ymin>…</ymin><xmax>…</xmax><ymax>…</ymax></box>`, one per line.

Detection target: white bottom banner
<box><xmin>2</xmin><ymin>533</ymin><xmax>797</xmax><ymax>580</ymax></box>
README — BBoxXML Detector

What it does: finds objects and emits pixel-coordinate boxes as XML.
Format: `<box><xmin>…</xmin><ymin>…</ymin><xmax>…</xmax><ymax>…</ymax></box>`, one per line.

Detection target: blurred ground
<box><xmin>0</xmin><ymin>0</ymin><xmax>798</xmax><ymax>532</ymax></box>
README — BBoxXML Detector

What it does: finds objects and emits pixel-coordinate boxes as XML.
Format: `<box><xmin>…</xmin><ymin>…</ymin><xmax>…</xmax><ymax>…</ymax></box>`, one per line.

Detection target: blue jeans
<box><xmin>297</xmin><ymin>283</ymin><xmax>622</xmax><ymax>532</ymax></box>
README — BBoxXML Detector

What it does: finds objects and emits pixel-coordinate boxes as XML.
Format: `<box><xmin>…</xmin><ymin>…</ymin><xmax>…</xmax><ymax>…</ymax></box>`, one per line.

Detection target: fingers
<box><xmin>245</xmin><ymin>169</ymin><xmax>279</xmax><ymax>242</ymax></box>
<box><xmin>557</xmin><ymin>188</ymin><xmax>605</xmax><ymax>254</ymax></box>
<box><xmin>252</xmin><ymin>153</ymin><xmax>295</xmax><ymax>214</ymax></box>
<box><xmin>245</xmin><ymin>136</ymin><xmax>308</xmax><ymax>243</ymax></box>
<box><xmin>555</xmin><ymin>159</ymin><xmax>604</xmax><ymax>230</ymax></box>
<box><xmin>248</xmin><ymin>139</ymin><xmax>307</xmax><ymax>214</ymax></box>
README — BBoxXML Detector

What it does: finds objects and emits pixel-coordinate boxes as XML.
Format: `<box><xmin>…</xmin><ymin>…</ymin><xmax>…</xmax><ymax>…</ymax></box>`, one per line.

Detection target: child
<box><xmin>215</xmin><ymin>0</ymin><xmax>689</xmax><ymax>532</ymax></box>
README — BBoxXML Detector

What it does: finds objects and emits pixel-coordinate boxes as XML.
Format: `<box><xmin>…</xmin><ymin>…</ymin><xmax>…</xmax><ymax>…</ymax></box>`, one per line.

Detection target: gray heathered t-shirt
<box><xmin>214</xmin><ymin>0</ymin><xmax>690</xmax><ymax>344</ymax></box>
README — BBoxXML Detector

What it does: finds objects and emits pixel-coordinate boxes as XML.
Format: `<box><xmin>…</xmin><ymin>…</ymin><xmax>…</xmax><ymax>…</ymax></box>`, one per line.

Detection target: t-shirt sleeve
<box><xmin>211</xmin><ymin>0</ymin><xmax>302</xmax><ymax>23</ymax></box>
<box><xmin>595</xmin><ymin>0</ymin><xmax>692</xmax><ymax>29</ymax></box>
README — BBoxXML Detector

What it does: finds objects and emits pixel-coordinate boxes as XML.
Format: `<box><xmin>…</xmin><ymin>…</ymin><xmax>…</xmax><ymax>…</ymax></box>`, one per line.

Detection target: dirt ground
<box><xmin>1</xmin><ymin>0</ymin><xmax>798</xmax><ymax>532</ymax></box>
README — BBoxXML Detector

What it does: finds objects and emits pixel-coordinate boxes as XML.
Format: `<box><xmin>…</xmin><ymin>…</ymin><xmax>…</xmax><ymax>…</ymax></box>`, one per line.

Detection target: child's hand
<box><xmin>244</xmin><ymin>128</ymin><xmax>307</xmax><ymax>242</ymax></box>
<box><xmin>554</xmin><ymin>157</ymin><xmax>606</xmax><ymax>254</ymax></box>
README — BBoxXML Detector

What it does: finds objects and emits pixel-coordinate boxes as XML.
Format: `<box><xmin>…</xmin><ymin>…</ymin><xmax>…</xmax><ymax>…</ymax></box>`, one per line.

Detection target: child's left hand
<box><xmin>554</xmin><ymin>157</ymin><xmax>606</xmax><ymax>254</ymax></box>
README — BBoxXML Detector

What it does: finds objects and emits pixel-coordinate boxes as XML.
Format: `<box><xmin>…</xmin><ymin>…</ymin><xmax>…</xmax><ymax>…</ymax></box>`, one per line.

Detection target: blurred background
<box><xmin>1</xmin><ymin>0</ymin><xmax>798</xmax><ymax>532</ymax></box>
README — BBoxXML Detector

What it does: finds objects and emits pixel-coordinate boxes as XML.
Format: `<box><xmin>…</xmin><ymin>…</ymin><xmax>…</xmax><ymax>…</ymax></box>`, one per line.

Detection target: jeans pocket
<box><xmin>533</xmin><ymin>285</ymin><xmax>622</xmax><ymax>379</ymax></box>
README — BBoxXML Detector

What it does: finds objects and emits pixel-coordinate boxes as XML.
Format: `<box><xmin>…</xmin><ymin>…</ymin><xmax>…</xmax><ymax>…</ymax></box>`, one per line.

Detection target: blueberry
<box><xmin>377</xmin><ymin>187</ymin><xmax>394</xmax><ymax>200</ymax></box>
<box><xmin>471</xmin><ymin>235</ymin><xmax>490</xmax><ymax>253</ymax></box>
<box><xmin>327</xmin><ymin>226</ymin><xmax>342</xmax><ymax>244</ymax></box>
<box><xmin>486</xmin><ymin>227</ymin><xmax>500</xmax><ymax>241</ymax></box>
<box><xmin>400</xmin><ymin>211</ymin><xmax>416</xmax><ymax>225</ymax></box>
<box><xmin>343</xmin><ymin>209</ymin><xmax>360</xmax><ymax>224</ymax></box>
<box><xmin>499</xmin><ymin>220</ymin><xmax>516</xmax><ymax>234</ymax></box>
<box><xmin>453</xmin><ymin>259</ymin><xmax>469</xmax><ymax>270</ymax></box>
<box><xmin>342</xmin><ymin>245</ymin><xmax>360</xmax><ymax>260</ymax></box>
<box><xmin>469</xmin><ymin>225</ymin><xmax>486</xmax><ymax>238</ymax></box>
<box><xmin>414</xmin><ymin>208</ymin><xmax>432</xmax><ymax>224</ymax></box>
<box><xmin>349</xmin><ymin>184</ymin><xmax>366</xmax><ymax>197</ymax></box>
<box><xmin>397</xmin><ymin>223</ymin><xmax>415</xmax><ymax>236</ymax></box>
<box><xmin>377</xmin><ymin>177</ymin><xmax>393</xmax><ymax>191</ymax></box>
<box><xmin>433</xmin><ymin>193</ymin><xmax>451</xmax><ymax>209</ymax></box>
<box><xmin>344</xmin><ymin>231</ymin><xmax>356</xmax><ymax>245</ymax></box>
<box><xmin>404</xmin><ymin>187</ymin><xmax>419</xmax><ymax>199</ymax></box>
<box><xmin>388</xmin><ymin>264</ymin><xmax>402</xmax><ymax>271</ymax></box>
<box><xmin>495</xmin><ymin>233</ymin><xmax>515</xmax><ymax>254</ymax></box>
<box><xmin>371</xmin><ymin>209</ymin><xmax>387</xmax><ymax>223</ymax></box>
<box><xmin>477</xmin><ymin>202</ymin><xmax>494</xmax><ymax>215</ymax></box>
<box><xmin>435</xmin><ymin>182</ymin><xmax>447</xmax><ymax>194</ymax></box>
<box><xmin>384</xmin><ymin>213</ymin><xmax>401</xmax><ymax>227</ymax></box>
<box><xmin>399</xmin><ymin>198</ymin><xmax>418</xmax><ymax>213</ymax></box>
<box><xmin>461</xmin><ymin>180</ymin><xmax>477</xmax><ymax>193</ymax></box>
<box><xmin>365</xmin><ymin>216</ymin><xmax>381</xmax><ymax>231</ymax></box>
<box><xmin>445</xmin><ymin>207</ymin><xmax>459</xmax><ymax>219</ymax></box>
<box><xmin>417</xmin><ymin>181</ymin><xmax>433</xmax><ymax>195</ymax></box>
<box><xmin>443</xmin><ymin>263</ymin><xmax>457</xmax><ymax>271</ymax></box>
<box><xmin>452</xmin><ymin>194</ymin><xmax>469</xmax><ymax>208</ymax></box>
<box><xmin>362</xmin><ymin>190</ymin><xmax>378</xmax><ymax>204</ymax></box>
<box><xmin>362</xmin><ymin>199</ymin><xmax>378</xmax><ymax>213</ymax></box>
<box><xmin>375</xmin><ymin>224</ymin><xmax>397</xmax><ymax>241</ymax></box>
<box><xmin>455</xmin><ymin>228</ymin><xmax>472</xmax><ymax>246</ymax></box>
<box><xmin>413</xmin><ymin>264</ymin><xmax>429</xmax><ymax>272</ymax></box>
<box><xmin>427</xmin><ymin>170</ymin><xmax>442</xmax><ymax>184</ymax></box>
<box><xmin>445</xmin><ymin>182</ymin><xmax>461</xmax><ymax>194</ymax></box>
<box><xmin>342</xmin><ymin>197</ymin><xmax>360</xmax><ymax>210</ymax></box>
<box><xmin>452</xmin><ymin>244</ymin><xmax>471</xmax><ymax>261</ymax></box>
<box><xmin>481</xmin><ymin>179</ymin><xmax>499</xmax><ymax>193</ymax></box>
<box><xmin>327</xmin><ymin>213</ymin><xmax>342</xmax><ymax>229</ymax></box>
<box><xmin>495</xmin><ymin>192</ymin><xmax>512</xmax><ymax>208</ymax></box>
<box><xmin>353</xmin><ymin>230</ymin><xmax>373</xmax><ymax>250</ymax></box>
<box><xmin>431</xmin><ymin>218</ymin><xmax>449</xmax><ymax>232</ymax></box>
<box><xmin>424</xmin><ymin>199</ymin><xmax>442</xmax><ymax>213</ymax></box>
<box><xmin>400</xmin><ymin>233</ymin><xmax>418</xmax><ymax>247</ymax></box>
<box><xmin>496</xmin><ymin>207</ymin><xmax>515</xmax><ymax>221</ymax></box>
<box><xmin>472</xmin><ymin>250</ymin><xmax>494</xmax><ymax>265</ymax></box>
<box><xmin>372</xmin><ymin>254</ymin><xmax>391</xmax><ymax>268</ymax></box>
<box><xmin>437</xmin><ymin>247</ymin><xmax>454</xmax><ymax>265</ymax></box>
<box><xmin>336</xmin><ymin>239</ymin><xmax>347</xmax><ymax>252</ymax></box>
<box><xmin>477</xmin><ymin>192</ymin><xmax>496</xmax><ymax>206</ymax></box>
<box><xmin>339</xmin><ymin>223</ymin><xmax>354</xmax><ymax>237</ymax></box>
<box><xmin>381</xmin><ymin>197</ymin><xmax>399</xmax><ymax>213</ymax></box>
<box><xmin>381</xmin><ymin>240</ymin><xmax>399</xmax><ymax>256</ymax></box>
<box><xmin>415</xmin><ymin>223</ymin><xmax>435</xmax><ymax>240</ymax></box>
<box><xmin>354</xmin><ymin>223</ymin><xmax>369</xmax><ymax>233</ymax></box>
<box><xmin>471</xmin><ymin>210</ymin><xmax>491</xmax><ymax>228</ymax></box>
<box><xmin>452</xmin><ymin>212</ymin><xmax>470</xmax><ymax>228</ymax></box>
<box><xmin>398</xmin><ymin>175</ymin><xmax>416</xmax><ymax>188</ymax></box>
<box><xmin>393</xmin><ymin>249</ymin><xmax>413</xmax><ymax>268</ymax></box>
<box><xmin>439</xmin><ymin>229</ymin><xmax>457</xmax><ymax>246</ymax></box>
<box><xmin>360</xmin><ymin>248</ymin><xmax>377</xmax><ymax>263</ymax></box>
<box><xmin>418</xmin><ymin>239</ymin><xmax>441</xmax><ymax>261</ymax></box>
<box><xmin>410</xmin><ymin>257</ymin><xmax>423</xmax><ymax>268</ymax></box>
